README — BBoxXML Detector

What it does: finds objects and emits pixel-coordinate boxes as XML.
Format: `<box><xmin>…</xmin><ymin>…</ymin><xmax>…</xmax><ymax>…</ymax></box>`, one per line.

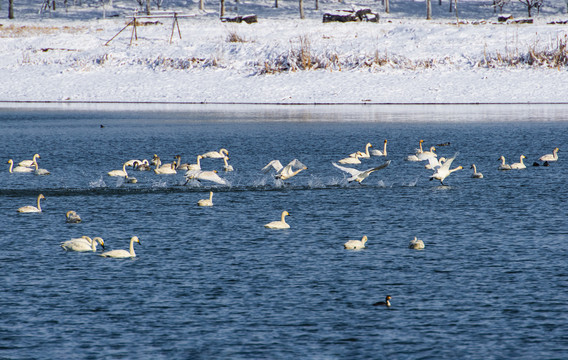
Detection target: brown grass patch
<box><xmin>0</xmin><ymin>24</ymin><xmax>87</xmax><ymax>38</ymax></box>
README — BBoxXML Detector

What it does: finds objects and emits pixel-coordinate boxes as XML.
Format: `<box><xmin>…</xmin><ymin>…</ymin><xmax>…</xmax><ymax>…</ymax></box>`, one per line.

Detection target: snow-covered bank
<box><xmin>1</xmin><ymin>0</ymin><xmax>568</xmax><ymax>104</ymax></box>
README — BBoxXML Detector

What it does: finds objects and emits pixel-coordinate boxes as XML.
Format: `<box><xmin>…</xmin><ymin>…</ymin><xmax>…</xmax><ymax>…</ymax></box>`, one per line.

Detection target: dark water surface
<box><xmin>1</xmin><ymin>104</ymin><xmax>567</xmax><ymax>359</ymax></box>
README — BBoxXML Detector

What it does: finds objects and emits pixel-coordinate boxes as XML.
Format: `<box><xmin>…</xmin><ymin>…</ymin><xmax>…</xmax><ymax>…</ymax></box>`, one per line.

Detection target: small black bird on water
<box><xmin>373</xmin><ymin>295</ymin><xmax>392</xmax><ymax>307</ymax></box>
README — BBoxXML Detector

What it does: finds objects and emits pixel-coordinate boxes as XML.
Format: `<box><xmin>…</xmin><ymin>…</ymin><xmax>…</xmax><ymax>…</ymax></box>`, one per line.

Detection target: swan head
<box><xmin>93</xmin><ymin>237</ymin><xmax>105</xmax><ymax>249</ymax></box>
<box><xmin>220</xmin><ymin>149</ymin><xmax>229</xmax><ymax>156</ymax></box>
<box><xmin>366</xmin><ymin>143</ymin><xmax>373</xmax><ymax>148</ymax></box>
<box><xmin>498</xmin><ymin>156</ymin><xmax>505</xmax><ymax>161</ymax></box>
<box><xmin>384</xmin><ymin>139</ymin><xmax>388</xmax><ymax>144</ymax></box>
<box><xmin>419</xmin><ymin>139</ymin><xmax>424</xmax><ymax>143</ymax></box>
<box><xmin>7</xmin><ymin>159</ymin><xmax>13</xmax><ymax>165</ymax></box>
<box><xmin>456</xmin><ymin>166</ymin><xmax>464</xmax><ymax>170</ymax></box>
<box><xmin>132</xmin><ymin>236</ymin><xmax>141</xmax><ymax>245</ymax></box>
<box><xmin>520</xmin><ymin>155</ymin><xmax>526</xmax><ymax>159</ymax></box>
<box><xmin>429</xmin><ymin>146</ymin><xmax>436</xmax><ymax>152</ymax></box>
<box><xmin>38</xmin><ymin>194</ymin><xmax>45</xmax><ymax>200</ymax></box>
<box><xmin>282</xmin><ymin>210</ymin><xmax>290</xmax><ymax>216</ymax></box>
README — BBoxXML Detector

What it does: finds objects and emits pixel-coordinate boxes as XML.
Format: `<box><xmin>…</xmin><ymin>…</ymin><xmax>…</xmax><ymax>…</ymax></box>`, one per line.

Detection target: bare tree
<box><xmin>385</xmin><ymin>0</ymin><xmax>390</xmax><ymax>13</ymax></box>
<box><xmin>220</xmin><ymin>0</ymin><xmax>225</xmax><ymax>17</ymax></box>
<box><xmin>299</xmin><ymin>0</ymin><xmax>305</xmax><ymax>19</ymax></box>
<box><xmin>9</xmin><ymin>0</ymin><xmax>15</xmax><ymax>18</ymax></box>
<box><xmin>274</xmin><ymin>0</ymin><xmax>278</xmax><ymax>8</ymax></box>
<box><xmin>517</xmin><ymin>0</ymin><xmax>543</xmax><ymax>17</ymax></box>
<box><xmin>199</xmin><ymin>0</ymin><xmax>204</xmax><ymax>11</ymax></box>
<box><xmin>493</xmin><ymin>0</ymin><xmax>510</xmax><ymax>13</ymax></box>
<box><xmin>427</xmin><ymin>0</ymin><xmax>432</xmax><ymax>19</ymax></box>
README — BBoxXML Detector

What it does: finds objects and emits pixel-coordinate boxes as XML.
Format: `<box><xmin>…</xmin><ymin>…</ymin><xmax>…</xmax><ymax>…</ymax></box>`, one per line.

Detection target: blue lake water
<box><xmin>1</xmin><ymin>104</ymin><xmax>567</xmax><ymax>359</ymax></box>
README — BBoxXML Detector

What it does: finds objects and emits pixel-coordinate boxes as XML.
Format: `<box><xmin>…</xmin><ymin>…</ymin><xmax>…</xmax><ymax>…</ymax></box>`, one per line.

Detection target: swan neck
<box><xmin>37</xmin><ymin>196</ymin><xmax>42</xmax><ymax>211</ymax></box>
<box><xmin>383</xmin><ymin>141</ymin><xmax>387</xmax><ymax>155</ymax></box>
<box><xmin>130</xmin><ymin>238</ymin><xmax>136</xmax><ymax>256</ymax></box>
<box><xmin>281</xmin><ymin>212</ymin><xmax>288</xmax><ymax>222</ymax></box>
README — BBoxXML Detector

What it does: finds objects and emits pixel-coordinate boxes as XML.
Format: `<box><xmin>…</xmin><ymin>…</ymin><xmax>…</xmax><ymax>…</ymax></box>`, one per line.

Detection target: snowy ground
<box><xmin>1</xmin><ymin>0</ymin><xmax>568</xmax><ymax>104</ymax></box>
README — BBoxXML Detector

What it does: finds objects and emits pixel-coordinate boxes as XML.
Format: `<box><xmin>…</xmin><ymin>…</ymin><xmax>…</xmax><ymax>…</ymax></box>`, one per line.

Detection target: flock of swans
<box><xmin>10</xmin><ymin>141</ymin><xmax>560</xmax><ymax>261</ymax></box>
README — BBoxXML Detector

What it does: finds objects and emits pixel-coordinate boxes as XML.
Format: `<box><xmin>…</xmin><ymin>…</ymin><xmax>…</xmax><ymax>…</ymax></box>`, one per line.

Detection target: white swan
<box><xmin>371</xmin><ymin>139</ymin><xmax>388</xmax><ymax>157</ymax></box>
<box><xmin>154</xmin><ymin>162</ymin><xmax>177</xmax><ymax>175</ymax></box>
<box><xmin>17</xmin><ymin>194</ymin><xmax>45</xmax><ymax>213</ymax></box>
<box><xmin>417</xmin><ymin>146</ymin><xmax>437</xmax><ymax>161</ymax></box>
<box><xmin>198</xmin><ymin>191</ymin><xmax>214</xmax><ymax>206</ymax></box>
<box><xmin>350</xmin><ymin>143</ymin><xmax>373</xmax><ymax>159</ymax></box>
<box><xmin>430</xmin><ymin>152</ymin><xmax>463</xmax><ymax>185</ymax></box>
<box><xmin>338</xmin><ymin>152</ymin><xmax>363</xmax><ymax>164</ymax></box>
<box><xmin>409</xmin><ymin>236</ymin><xmax>425</xmax><ymax>250</ymax></box>
<box><xmin>264</xmin><ymin>210</ymin><xmax>290</xmax><ymax>229</ymax></box>
<box><xmin>406</xmin><ymin>140</ymin><xmax>425</xmax><ymax>161</ymax></box>
<box><xmin>223</xmin><ymin>156</ymin><xmax>234</xmax><ymax>172</ymax></box>
<box><xmin>187</xmin><ymin>155</ymin><xmax>203</xmax><ymax>171</ymax></box>
<box><xmin>539</xmin><ymin>147</ymin><xmax>559</xmax><ymax>162</ymax></box>
<box><xmin>100</xmin><ymin>236</ymin><xmax>141</xmax><ymax>258</ymax></box>
<box><xmin>344</xmin><ymin>235</ymin><xmax>368</xmax><ymax>250</ymax></box>
<box><xmin>332</xmin><ymin>160</ymin><xmax>391</xmax><ymax>183</ymax></box>
<box><xmin>201</xmin><ymin>148</ymin><xmax>229</xmax><ymax>159</ymax></box>
<box><xmin>425</xmin><ymin>156</ymin><xmax>446</xmax><ymax>170</ymax></box>
<box><xmin>108</xmin><ymin>163</ymin><xmax>129</xmax><ymax>177</ymax></box>
<box><xmin>33</xmin><ymin>161</ymin><xmax>51</xmax><ymax>175</ymax></box>
<box><xmin>261</xmin><ymin>159</ymin><xmax>307</xmax><ymax>180</ymax></box>
<box><xmin>470</xmin><ymin>164</ymin><xmax>483</xmax><ymax>178</ymax></box>
<box><xmin>61</xmin><ymin>236</ymin><xmax>104</xmax><ymax>252</ymax></box>
<box><xmin>18</xmin><ymin>153</ymin><xmax>40</xmax><ymax>167</ymax></box>
<box><xmin>184</xmin><ymin>169</ymin><xmax>229</xmax><ymax>185</ymax></box>
<box><xmin>66</xmin><ymin>210</ymin><xmax>82</xmax><ymax>223</ymax></box>
<box><xmin>173</xmin><ymin>155</ymin><xmax>191</xmax><ymax>170</ymax></box>
<box><xmin>124</xmin><ymin>159</ymin><xmax>142</xmax><ymax>167</ymax></box>
<box><xmin>133</xmin><ymin>159</ymin><xmax>151</xmax><ymax>171</ymax></box>
<box><xmin>510</xmin><ymin>155</ymin><xmax>527</xmax><ymax>170</ymax></box>
<box><xmin>498</xmin><ymin>156</ymin><xmax>512</xmax><ymax>170</ymax></box>
<box><xmin>7</xmin><ymin>159</ymin><xmax>34</xmax><ymax>173</ymax></box>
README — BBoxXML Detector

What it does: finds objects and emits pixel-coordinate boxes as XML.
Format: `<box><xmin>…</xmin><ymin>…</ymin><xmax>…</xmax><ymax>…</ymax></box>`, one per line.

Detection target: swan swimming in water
<box><xmin>222</xmin><ymin>156</ymin><xmax>234</xmax><ymax>172</ymax></box>
<box><xmin>332</xmin><ymin>160</ymin><xmax>391</xmax><ymax>183</ymax></box>
<box><xmin>539</xmin><ymin>147</ymin><xmax>559</xmax><ymax>162</ymax></box>
<box><xmin>18</xmin><ymin>154</ymin><xmax>41</xmax><ymax>167</ymax></box>
<box><xmin>186</xmin><ymin>155</ymin><xmax>203</xmax><ymax>171</ymax></box>
<box><xmin>371</xmin><ymin>139</ymin><xmax>388</xmax><ymax>157</ymax></box>
<box><xmin>264</xmin><ymin>211</ymin><xmax>290</xmax><ymax>229</ymax></box>
<box><xmin>154</xmin><ymin>162</ymin><xmax>177</xmax><ymax>175</ymax></box>
<box><xmin>409</xmin><ymin>237</ymin><xmax>425</xmax><ymax>249</ymax></box>
<box><xmin>108</xmin><ymin>163</ymin><xmax>129</xmax><ymax>177</ymax></box>
<box><xmin>33</xmin><ymin>161</ymin><xmax>50</xmax><ymax>175</ymax></box>
<box><xmin>498</xmin><ymin>156</ymin><xmax>512</xmax><ymax>170</ymax></box>
<box><xmin>100</xmin><ymin>236</ymin><xmax>141</xmax><ymax>258</ymax></box>
<box><xmin>417</xmin><ymin>146</ymin><xmax>437</xmax><ymax>161</ymax></box>
<box><xmin>430</xmin><ymin>152</ymin><xmax>462</xmax><ymax>185</ymax></box>
<box><xmin>406</xmin><ymin>140</ymin><xmax>425</xmax><ymax>161</ymax></box>
<box><xmin>66</xmin><ymin>210</ymin><xmax>82</xmax><ymax>223</ymax></box>
<box><xmin>7</xmin><ymin>159</ymin><xmax>34</xmax><ymax>173</ymax></box>
<box><xmin>133</xmin><ymin>160</ymin><xmax>151</xmax><ymax>171</ymax></box>
<box><xmin>510</xmin><ymin>155</ymin><xmax>527</xmax><ymax>170</ymax></box>
<box><xmin>61</xmin><ymin>236</ymin><xmax>104</xmax><ymax>252</ymax></box>
<box><xmin>201</xmin><ymin>148</ymin><xmax>229</xmax><ymax>159</ymax></box>
<box><xmin>338</xmin><ymin>152</ymin><xmax>364</xmax><ymax>164</ymax></box>
<box><xmin>470</xmin><ymin>164</ymin><xmax>484</xmax><ymax>178</ymax></box>
<box><xmin>262</xmin><ymin>159</ymin><xmax>307</xmax><ymax>180</ymax></box>
<box><xmin>344</xmin><ymin>235</ymin><xmax>368</xmax><ymax>250</ymax></box>
<box><xmin>17</xmin><ymin>194</ymin><xmax>45</xmax><ymax>213</ymax></box>
<box><xmin>349</xmin><ymin>143</ymin><xmax>373</xmax><ymax>159</ymax></box>
<box><xmin>198</xmin><ymin>191</ymin><xmax>214</xmax><ymax>206</ymax></box>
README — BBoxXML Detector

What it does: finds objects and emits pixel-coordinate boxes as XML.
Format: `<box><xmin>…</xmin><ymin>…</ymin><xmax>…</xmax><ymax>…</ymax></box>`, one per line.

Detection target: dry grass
<box><xmin>0</xmin><ymin>24</ymin><xmax>87</xmax><ymax>38</ymax></box>
<box><xmin>480</xmin><ymin>35</ymin><xmax>568</xmax><ymax>68</ymax></box>
<box><xmin>226</xmin><ymin>31</ymin><xmax>248</xmax><ymax>43</ymax></box>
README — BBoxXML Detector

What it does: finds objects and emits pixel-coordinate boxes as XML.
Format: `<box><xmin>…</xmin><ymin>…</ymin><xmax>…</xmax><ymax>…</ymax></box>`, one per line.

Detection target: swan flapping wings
<box><xmin>262</xmin><ymin>159</ymin><xmax>307</xmax><ymax>180</ymax></box>
<box><xmin>332</xmin><ymin>160</ymin><xmax>391</xmax><ymax>183</ymax></box>
<box><xmin>185</xmin><ymin>169</ymin><xmax>229</xmax><ymax>186</ymax></box>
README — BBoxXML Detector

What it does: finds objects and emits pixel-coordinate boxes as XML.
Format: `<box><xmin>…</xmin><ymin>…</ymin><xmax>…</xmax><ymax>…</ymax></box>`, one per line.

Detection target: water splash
<box><xmin>89</xmin><ymin>176</ymin><xmax>107</xmax><ymax>188</ymax></box>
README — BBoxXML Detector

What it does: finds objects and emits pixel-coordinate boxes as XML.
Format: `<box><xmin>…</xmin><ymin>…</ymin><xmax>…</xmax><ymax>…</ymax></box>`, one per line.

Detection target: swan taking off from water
<box><xmin>201</xmin><ymin>148</ymin><xmax>229</xmax><ymax>159</ymax></box>
<box><xmin>61</xmin><ymin>236</ymin><xmax>104</xmax><ymax>252</ymax></box>
<box><xmin>430</xmin><ymin>152</ymin><xmax>462</xmax><ymax>185</ymax></box>
<box><xmin>510</xmin><ymin>155</ymin><xmax>527</xmax><ymax>170</ymax></box>
<box><xmin>18</xmin><ymin>154</ymin><xmax>40</xmax><ymax>167</ymax></box>
<box><xmin>498</xmin><ymin>156</ymin><xmax>512</xmax><ymax>170</ymax></box>
<box><xmin>409</xmin><ymin>237</ymin><xmax>425</xmax><ymax>249</ymax></box>
<box><xmin>425</xmin><ymin>156</ymin><xmax>446</xmax><ymax>170</ymax></box>
<box><xmin>344</xmin><ymin>235</ymin><xmax>368</xmax><ymax>250</ymax></box>
<box><xmin>332</xmin><ymin>160</ymin><xmax>391</xmax><ymax>183</ymax></box>
<box><xmin>17</xmin><ymin>194</ymin><xmax>45</xmax><ymax>213</ymax></box>
<box><xmin>539</xmin><ymin>147</ymin><xmax>559</xmax><ymax>162</ymax></box>
<box><xmin>7</xmin><ymin>159</ymin><xmax>34</xmax><ymax>173</ymax></box>
<box><xmin>264</xmin><ymin>211</ymin><xmax>290</xmax><ymax>229</ymax></box>
<box><xmin>470</xmin><ymin>164</ymin><xmax>483</xmax><ymax>178</ymax></box>
<box><xmin>198</xmin><ymin>191</ymin><xmax>214</xmax><ymax>206</ymax></box>
<box><xmin>371</xmin><ymin>139</ymin><xmax>388</xmax><ymax>157</ymax></box>
<box><xmin>417</xmin><ymin>146</ymin><xmax>437</xmax><ymax>161</ymax></box>
<box><xmin>262</xmin><ymin>159</ymin><xmax>307</xmax><ymax>180</ymax></box>
<box><xmin>100</xmin><ymin>236</ymin><xmax>141</xmax><ymax>258</ymax></box>
<box><xmin>66</xmin><ymin>210</ymin><xmax>82</xmax><ymax>223</ymax></box>
<box><xmin>185</xmin><ymin>169</ymin><xmax>229</xmax><ymax>185</ymax></box>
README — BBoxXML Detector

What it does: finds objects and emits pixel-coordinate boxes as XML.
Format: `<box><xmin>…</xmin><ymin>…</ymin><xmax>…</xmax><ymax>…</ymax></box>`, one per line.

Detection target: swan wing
<box><xmin>262</xmin><ymin>160</ymin><xmax>283</xmax><ymax>173</ymax></box>
<box><xmin>332</xmin><ymin>162</ymin><xmax>362</xmax><ymax>176</ymax></box>
<box><xmin>440</xmin><ymin>152</ymin><xmax>459</xmax><ymax>171</ymax></box>
<box><xmin>362</xmin><ymin>160</ymin><xmax>391</xmax><ymax>175</ymax></box>
<box><xmin>426</xmin><ymin>156</ymin><xmax>440</xmax><ymax>169</ymax></box>
<box><xmin>198</xmin><ymin>171</ymin><xmax>229</xmax><ymax>185</ymax></box>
